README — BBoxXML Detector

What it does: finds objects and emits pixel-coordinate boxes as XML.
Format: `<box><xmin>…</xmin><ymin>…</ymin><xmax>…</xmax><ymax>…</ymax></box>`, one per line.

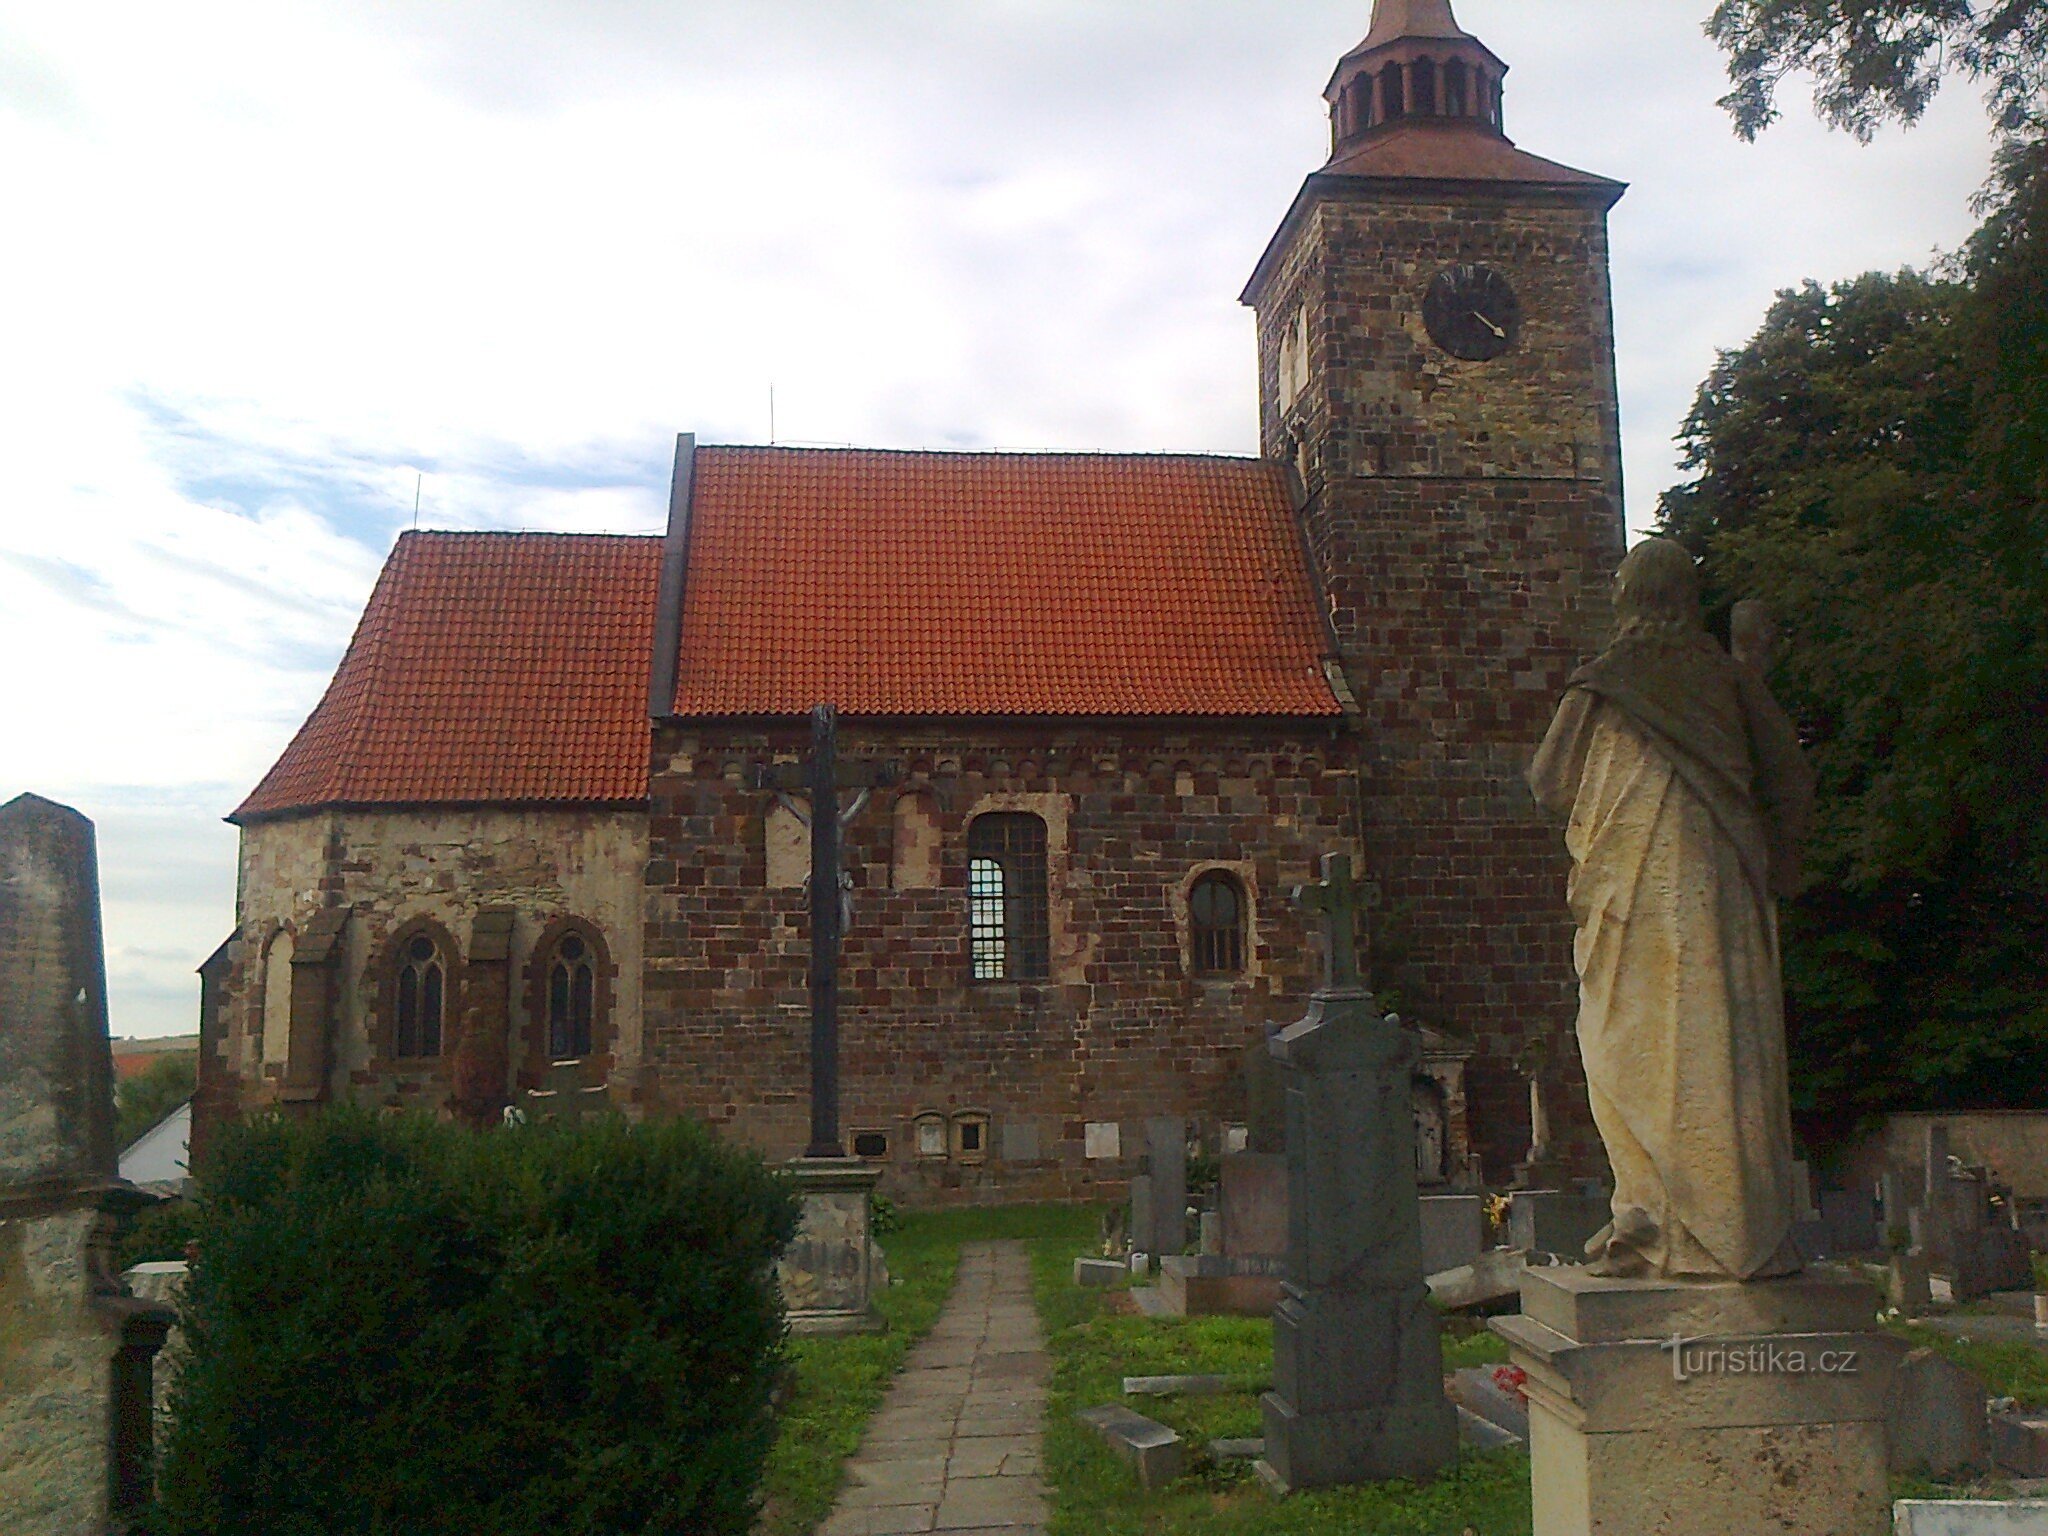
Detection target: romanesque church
<box><xmin>196</xmin><ymin>0</ymin><xmax>1628</xmax><ymax>1202</ymax></box>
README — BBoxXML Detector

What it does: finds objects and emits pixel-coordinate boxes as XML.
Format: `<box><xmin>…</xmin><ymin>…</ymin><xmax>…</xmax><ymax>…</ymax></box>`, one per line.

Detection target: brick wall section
<box><xmin>643</xmin><ymin>720</ymin><xmax>1361</xmax><ymax>1203</ymax></box>
<box><xmin>1253</xmin><ymin>187</ymin><xmax>1629</xmax><ymax>1181</ymax></box>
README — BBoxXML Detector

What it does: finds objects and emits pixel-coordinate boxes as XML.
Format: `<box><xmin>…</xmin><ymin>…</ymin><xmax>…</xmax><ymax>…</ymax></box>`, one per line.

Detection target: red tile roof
<box><xmin>232</xmin><ymin>533</ymin><xmax>662</xmax><ymax>822</ymax></box>
<box><xmin>235</xmin><ymin>448</ymin><xmax>1342</xmax><ymax>820</ymax></box>
<box><xmin>1319</xmin><ymin>121</ymin><xmax>1623</xmax><ymax>190</ymax></box>
<box><xmin>670</xmin><ymin>447</ymin><xmax>1341</xmax><ymax>719</ymax></box>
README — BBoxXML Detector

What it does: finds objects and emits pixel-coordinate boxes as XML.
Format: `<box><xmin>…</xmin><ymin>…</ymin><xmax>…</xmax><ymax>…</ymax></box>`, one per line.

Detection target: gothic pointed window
<box><xmin>968</xmin><ymin>813</ymin><xmax>1049</xmax><ymax>981</ymax></box>
<box><xmin>394</xmin><ymin>932</ymin><xmax>446</xmax><ymax>1059</ymax></box>
<box><xmin>547</xmin><ymin>932</ymin><xmax>597</xmax><ymax>1061</ymax></box>
<box><xmin>1381</xmin><ymin>64</ymin><xmax>1406</xmax><ymax>120</ymax></box>
<box><xmin>1190</xmin><ymin>871</ymin><xmax>1247</xmax><ymax>976</ymax></box>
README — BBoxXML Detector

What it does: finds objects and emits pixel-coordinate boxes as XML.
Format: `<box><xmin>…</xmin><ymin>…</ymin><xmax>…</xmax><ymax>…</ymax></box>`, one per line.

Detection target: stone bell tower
<box><xmin>1243</xmin><ymin>0</ymin><xmax>1629</xmax><ymax>1180</ymax></box>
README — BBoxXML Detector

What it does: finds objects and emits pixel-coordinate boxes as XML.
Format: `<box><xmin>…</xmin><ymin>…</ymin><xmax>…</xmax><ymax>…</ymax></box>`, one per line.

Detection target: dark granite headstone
<box><xmin>1255</xmin><ymin>857</ymin><xmax>1456</xmax><ymax>1494</ymax></box>
<box><xmin>1256</xmin><ymin>982</ymin><xmax>1457</xmax><ymax>1491</ymax></box>
<box><xmin>1145</xmin><ymin>1116</ymin><xmax>1188</xmax><ymax>1258</ymax></box>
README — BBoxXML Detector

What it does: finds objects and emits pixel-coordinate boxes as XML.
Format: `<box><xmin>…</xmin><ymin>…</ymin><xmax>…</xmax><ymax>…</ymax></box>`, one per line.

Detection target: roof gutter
<box><xmin>648</xmin><ymin>432</ymin><xmax>697</xmax><ymax>720</ymax></box>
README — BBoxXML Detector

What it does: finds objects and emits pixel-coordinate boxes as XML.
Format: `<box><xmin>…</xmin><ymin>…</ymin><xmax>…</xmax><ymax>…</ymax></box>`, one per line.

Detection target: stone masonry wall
<box><xmin>210</xmin><ymin>808</ymin><xmax>646</xmax><ymax>1127</ymax></box>
<box><xmin>642</xmin><ymin>720</ymin><xmax>1362</xmax><ymax>1203</ymax></box>
<box><xmin>1253</xmin><ymin>186</ymin><xmax>1629</xmax><ymax>1181</ymax></box>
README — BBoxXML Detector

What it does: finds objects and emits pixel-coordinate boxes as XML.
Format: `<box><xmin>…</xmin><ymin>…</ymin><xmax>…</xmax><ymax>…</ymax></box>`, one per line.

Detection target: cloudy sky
<box><xmin>0</xmin><ymin>1</ymin><xmax>1996</xmax><ymax>1039</ymax></box>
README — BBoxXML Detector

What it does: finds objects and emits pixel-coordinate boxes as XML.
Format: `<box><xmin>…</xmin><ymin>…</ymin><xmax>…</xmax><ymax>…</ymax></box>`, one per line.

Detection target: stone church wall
<box><xmin>211</xmin><ymin>808</ymin><xmax>646</xmax><ymax>1122</ymax></box>
<box><xmin>642</xmin><ymin>720</ymin><xmax>1362</xmax><ymax>1203</ymax></box>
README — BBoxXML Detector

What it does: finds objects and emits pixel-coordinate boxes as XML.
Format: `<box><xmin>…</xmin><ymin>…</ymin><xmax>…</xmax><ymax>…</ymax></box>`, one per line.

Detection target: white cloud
<box><xmin>0</xmin><ymin>0</ymin><xmax>1996</xmax><ymax>1034</ymax></box>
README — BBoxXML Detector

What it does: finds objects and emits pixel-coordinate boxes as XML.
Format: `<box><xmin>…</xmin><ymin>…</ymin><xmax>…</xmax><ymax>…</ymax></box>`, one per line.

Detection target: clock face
<box><xmin>1422</xmin><ymin>263</ymin><xmax>1521</xmax><ymax>361</ymax></box>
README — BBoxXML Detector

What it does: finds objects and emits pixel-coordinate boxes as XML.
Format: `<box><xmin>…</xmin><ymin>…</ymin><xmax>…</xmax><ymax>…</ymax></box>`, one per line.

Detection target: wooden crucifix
<box><xmin>1292</xmin><ymin>852</ymin><xmax>1366</xmax><ymax>993</ymax></box>
<box><xmin>752</xmin><ymin>704</ymin><xmax>902</xmax><ymax>1159</ymax></box>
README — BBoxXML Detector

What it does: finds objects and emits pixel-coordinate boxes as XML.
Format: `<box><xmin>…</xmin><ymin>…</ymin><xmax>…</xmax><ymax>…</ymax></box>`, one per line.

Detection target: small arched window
<box><xmin>1444</xmin><ymin>59</ymin><xmax>1470</xmax><ymax>118</ymax></box>
<box><xmin>1413</xmin><ymin>58</ymin><xmax>1439</xmax><ymax>116</ymax></box>
<box><xmin>1381</xmin><ymin>64</ymin><xmax>1406</xmax><ymax>120</ymax></box>
<box><xmin>547</xmin><ymin>932</ymin><xmax>597</xmax><ymax>1061</ymax></box>
<box><xmin>1190</xmin><ymin>871</ymin><xmax>1247</xmax><ymax>976</ymax></box>
<box><xmin>394</xmin><ymin>932</ymin><xmax>446</xmax><ymax>1059</ymax></box>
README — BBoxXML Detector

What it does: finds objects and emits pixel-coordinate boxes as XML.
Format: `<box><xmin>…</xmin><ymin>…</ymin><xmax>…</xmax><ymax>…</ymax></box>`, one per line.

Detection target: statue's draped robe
<box><xmin>1529</xmin><ymin>633</ymin><xmax>1811</xmax><ymax>1280</ymax></box>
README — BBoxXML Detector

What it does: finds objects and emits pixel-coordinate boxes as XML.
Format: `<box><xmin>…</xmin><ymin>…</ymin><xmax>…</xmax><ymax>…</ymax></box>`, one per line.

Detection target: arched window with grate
<box><xmin>393</xmin><ymin>931</ymin><xmax>447</xmax><ymax>1059</ymax></box>
<box><xmin>967</xmin><ymin>813</ymin><xmax>1049</xmax><ymax>981</ymax></box>
<box><xmin>546</xmin><ymin>931</ymin><xmax>597</xmax><ymax>1061</ymax></box>
<box><xmin>1190</xmin><ymin>871</ymin><xmax>1247</xmax><ymax>977</ymax></box>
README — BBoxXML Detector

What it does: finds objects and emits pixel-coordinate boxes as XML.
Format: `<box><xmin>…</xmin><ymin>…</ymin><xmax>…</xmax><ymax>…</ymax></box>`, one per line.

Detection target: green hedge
<box><xmin>153</xmin><ymin>1107</ymin><xmax>799</xmax><ymax>1536</ymax></box>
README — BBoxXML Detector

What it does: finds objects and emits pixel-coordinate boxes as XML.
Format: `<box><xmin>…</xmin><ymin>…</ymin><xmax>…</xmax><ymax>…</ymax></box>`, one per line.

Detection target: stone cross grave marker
<box><xmin>1256</xmin><ymin>852</ymin><xmax>1455</xmax><ymax>1494</ymax></box>
<box><xmin>1292</xmin><ymin>852</ymin><xmax>1364</xmax><ymax>992</ymax></box>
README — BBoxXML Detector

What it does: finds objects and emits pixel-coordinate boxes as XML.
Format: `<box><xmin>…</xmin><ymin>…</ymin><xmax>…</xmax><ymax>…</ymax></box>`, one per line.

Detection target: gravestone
<box><xmin>1242</xmin><ymin>1036</ymin><xmax>1284</xmax><ymax>1154</ymax></box>
<box><xmin>1144</xmin><ymin>1116</ymin><xmax>1188</xmax><ymax>1259</ymax></box>
<box><xmin>1418</xmin><ymin>1193</ymin><xmax>1486</xmax><ymax>1277</ymax></box>
<box><xmin>1887</xmin><ymin>1348</ymin><xmax>1989</xmax><ymax>1476</ymax></box>
<box><xmin>1255</xmin><ymin>856</ymin><xmax>1456</xmax><ymax>1493</ymax></box>
<box><xmin>0</xmin><ymin>794</ymin><xmax>174</xmax><ymax>1534</ymax></box>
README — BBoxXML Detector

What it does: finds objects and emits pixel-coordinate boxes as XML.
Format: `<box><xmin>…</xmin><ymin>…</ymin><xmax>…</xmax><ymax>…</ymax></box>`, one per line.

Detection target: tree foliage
<box><xmin>1708</xmin><ymin>0</ymin><xmax>2047</xmax><ymax>145</ymax></box>
<box><xmin>1656</xmin><ymin>249</ymin><xmax>2048</xmax><ymax>1139</ymax></box>
<box><xmin>1690</xmin><ymin>4</ymin><xmax>2048</xmax><ymax>1144</ymax></box>
<box><xmin>154</xmin><ymin>1108</ymin><xmax>800</xmax><ymax>1536</ymax></box>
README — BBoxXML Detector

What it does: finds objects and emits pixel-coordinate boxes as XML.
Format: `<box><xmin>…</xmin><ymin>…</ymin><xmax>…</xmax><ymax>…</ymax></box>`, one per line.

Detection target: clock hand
<box><xmin>1471</xmin><ymin>310</ymin><xmax>1506</xmax><ymax>340</ymax></box>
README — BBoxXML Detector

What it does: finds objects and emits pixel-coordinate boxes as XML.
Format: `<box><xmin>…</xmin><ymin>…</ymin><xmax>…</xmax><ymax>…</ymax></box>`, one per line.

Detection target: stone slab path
<box><xmin>818</xmin><ymin>1241</ymin><xmax>1049</xmax><ymax>1536</ymax></box>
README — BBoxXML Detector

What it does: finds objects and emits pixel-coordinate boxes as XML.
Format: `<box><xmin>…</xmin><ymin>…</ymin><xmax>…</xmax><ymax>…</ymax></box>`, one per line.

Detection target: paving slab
<box><xmin>818</xmin><ymin>1242</ymin><xmax>1048</xmax><ymax>1536</ymax></box>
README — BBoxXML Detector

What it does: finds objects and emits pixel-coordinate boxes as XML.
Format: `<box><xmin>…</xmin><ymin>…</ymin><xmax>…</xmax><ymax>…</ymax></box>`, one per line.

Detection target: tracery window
<box><xmin>968</xmin><ymin>813</ymin><xmax>1049</xmax><ymax>981</ymax></box>
<box><xmin>546</xmin><ymin>931</ymin><xmax>597</xmax><ymax>1061</ymax></box>
<box><xmin>394</xmin><ymin>932</ymin><xmax>446</xmax><ymax>1059</ymax></box>
<box><xmin>1190</xmin><ymin>871</ymin><xmax>1247</xmax><ymax>976</ymax></box>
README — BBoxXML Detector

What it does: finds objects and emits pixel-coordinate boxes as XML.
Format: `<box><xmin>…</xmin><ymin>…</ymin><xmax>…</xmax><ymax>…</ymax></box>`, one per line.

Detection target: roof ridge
<box><xmin>700</xmin><ymin>443</ymin><xmax>1275</xmax><ymax>465</ymax></box>
<box><xmin>392</xmin><ymin>529</ymin><xmax>661</xmax><ymax>543</ymax></box>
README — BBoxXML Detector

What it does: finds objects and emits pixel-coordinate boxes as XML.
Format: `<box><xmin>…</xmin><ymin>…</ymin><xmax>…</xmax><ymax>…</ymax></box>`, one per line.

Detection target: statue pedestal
<box><xmin>1493</xmin><ymin>1267</ymin><xmax>1900</xmax><ymax>1536</ymax></box>
<box><xmin>777</xmin><ymin>1159</ymin><xmax>884</xmax><ymax>1336</ymax></box>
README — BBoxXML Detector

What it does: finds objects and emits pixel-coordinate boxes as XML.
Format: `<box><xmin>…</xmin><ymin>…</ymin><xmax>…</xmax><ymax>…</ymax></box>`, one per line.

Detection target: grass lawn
<box><xmin>757</xmin><ymin>1202</ymin><xmax>1104</xmax><ymax>1536</ymax></box>
<box><xmin>1022</xmin><ymin>1217</ymin><xmax>1532</xmax><ymax>1536</ymax></box>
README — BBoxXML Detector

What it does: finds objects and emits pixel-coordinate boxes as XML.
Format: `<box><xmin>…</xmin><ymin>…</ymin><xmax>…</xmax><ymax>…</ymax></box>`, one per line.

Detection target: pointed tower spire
<box><xmin>1325</xmin><ymin>0</ymin><xmax>1509</xmax><ymax>158</ymax></box>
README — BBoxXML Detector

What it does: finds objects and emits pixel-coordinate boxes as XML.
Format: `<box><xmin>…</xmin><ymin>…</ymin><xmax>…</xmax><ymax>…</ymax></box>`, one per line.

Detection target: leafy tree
<box><xmin>115</xmin><ymin>1050</ymin><xmax>197</xmax><ymax>1150</ymax></box>
<box><xmin>1683</xmin><ymin>2</ymin><xmax>2048</xmax><ymax>1147</ymax></box>
<box><xmin>1657</xmin><ymin>264</ymin><xmax>2048</xmax><ymax>1141</ymax></box>
<box><xmin>1708</xmin><ymin>1</ymin><xmax>2046</xmax><ymax>149</ymax></box>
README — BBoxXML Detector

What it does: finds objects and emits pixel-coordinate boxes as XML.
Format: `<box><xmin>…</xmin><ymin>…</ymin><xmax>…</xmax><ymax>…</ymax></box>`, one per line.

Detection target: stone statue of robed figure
<box><xmin>1529</xmin><ymin>539</ymin><xmax>1814</xmax><ymax>1281</ymax></box>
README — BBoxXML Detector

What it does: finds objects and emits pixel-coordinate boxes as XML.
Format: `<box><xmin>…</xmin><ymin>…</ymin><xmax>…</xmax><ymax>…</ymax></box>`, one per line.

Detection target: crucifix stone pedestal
<box><xmin>754</xmin><ymin>704</ymin><xmax>897</xmax><ymax>1335</ymax></box>
<box><xmin>1256</xmin><ymin>855</ymin><xmax>1457</xmax><ymax>1494</ymax></box>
